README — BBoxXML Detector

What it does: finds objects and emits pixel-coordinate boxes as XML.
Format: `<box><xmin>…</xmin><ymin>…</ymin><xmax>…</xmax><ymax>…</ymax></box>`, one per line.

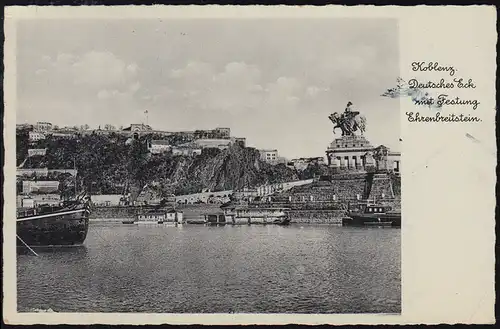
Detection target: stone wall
<box><xmin>287</xmin><ymin>209</ymin><xmax>346</xmax><ymax>224</ymax></box>
<box><xmin>282</xmin><ymin>174</ymin><xmax>369</xmax><ymax>202</ymax></box>
<box><xmin>368</xmin><ymin>173</ymin><xmax>395</xmax><ymax>200</ymax></box>
<box><xmin>391</xmin><ymin>175</ymin><xmax>401</xmax><ymax>197</ymax></box>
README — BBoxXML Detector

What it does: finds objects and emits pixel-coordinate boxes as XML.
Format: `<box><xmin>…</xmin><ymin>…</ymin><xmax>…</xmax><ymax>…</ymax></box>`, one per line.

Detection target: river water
<box><xmin>17</xmin><ymin>223</ymin><xmax>400</xmax><ymax>313</ymax></box>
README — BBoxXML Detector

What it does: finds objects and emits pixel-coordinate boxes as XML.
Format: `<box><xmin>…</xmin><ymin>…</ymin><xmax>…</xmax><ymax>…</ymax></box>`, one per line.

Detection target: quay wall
<box><xmin>90</xmin><ymin>204</ymin><xmax>221</xmax><ymax>221</ymax></box>
<box><xmin>287</xmin><ymin>210</ymin><xmax>346</xmax><ymax>224</ymax></box>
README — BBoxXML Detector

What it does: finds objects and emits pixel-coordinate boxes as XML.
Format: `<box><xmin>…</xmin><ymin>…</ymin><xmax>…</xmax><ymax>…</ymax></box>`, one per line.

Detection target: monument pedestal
<box><xmin>326</xmin><ymin>135</ymin><xmax>374</xmax><ymax>172</ymax></box>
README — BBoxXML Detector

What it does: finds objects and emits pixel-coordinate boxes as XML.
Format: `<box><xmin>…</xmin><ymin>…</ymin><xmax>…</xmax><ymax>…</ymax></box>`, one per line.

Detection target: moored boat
<box><xmin>343</xmin><ymin>203</ymin><xmax>401</xmax><ymax>227</ymax></box>
<box><xmin>17</xmin><ymin>196</ymin><xmax>91</xmax><ymax>246</ymax></box>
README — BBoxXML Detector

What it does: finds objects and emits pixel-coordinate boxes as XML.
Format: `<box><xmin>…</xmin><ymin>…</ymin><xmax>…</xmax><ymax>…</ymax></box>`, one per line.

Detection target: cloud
<box><xmin>305</xmin><ymin>85</ymin><xmax>329</xmax><ymax>98</ymax></box>
<box><xmin>32</xmin><ymin>50</ymin><xmax>142</xmax><ymax>103</ymax></box>
<box><xmin>71</xmin><ymin>51</ymin><xmax>137</xmax><ymax>88</ymax></box>
<box><xmin>152</xmin><ymin>61</ymin><xmax>338</xmax><ymax>124</ymax></box>
<box><xmin>266</xmin><ymin>77</ymin><xmax>302</xmax><ymax>97</ymax></box>
<box><xmin>56</xmin><ymin>53</ymin><xmax>76</xmax><ymax>64</ymax></box>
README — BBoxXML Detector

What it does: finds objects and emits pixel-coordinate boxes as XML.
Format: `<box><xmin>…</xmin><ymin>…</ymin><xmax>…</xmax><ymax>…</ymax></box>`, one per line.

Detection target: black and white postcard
<box><xmin>3</xmin><ymin>5</ymin><xmax>496</xmax><ymax>325</ymax></box>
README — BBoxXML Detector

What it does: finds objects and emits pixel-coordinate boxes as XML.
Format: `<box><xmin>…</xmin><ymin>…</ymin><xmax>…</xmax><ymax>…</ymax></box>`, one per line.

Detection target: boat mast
<box><xmin>73</xmin><ymin>157</ymin><xmax>77</xmax><ymax>197</ymax></box>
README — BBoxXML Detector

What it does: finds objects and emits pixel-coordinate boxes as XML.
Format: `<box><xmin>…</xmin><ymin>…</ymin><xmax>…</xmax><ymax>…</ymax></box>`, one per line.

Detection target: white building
<box><xmin>35</xmin><ymin>121</ymin><xmax>53</xmax><ymax>131</ymax></box>
<box><xmin>17</xmin><ymin>194</ymin><xmax>61</xmax><ymax>207</ymax></box>
<box><xmin>148</xmin><ymin>140</ymin><xmax>172</xmax><ymax>154</ymax></box>
<box><xmin>17</xmin><ymin>168</ymin><xmax>49</xmax><ymax>177</ymax></box>
<box><xmin>28</xmin><ymin>148</ymin><xmax>47</xmax><ymax>157</ymax></box>
<box><xmin>29</xmin><ymin>131</ymin><xmax>46</xmax><ymax>142</ymax></box>
<box><xmin>172</xmin><ymin>146</ymin><xmax>202</xmax><ymax>156</ymax></box>
<box><xmin>22</xmin><ymin>181</ymin><xmax>60</xmax><ymax>194</ymax></box>
<box><xmin>214</xmin><ymin>127</ymin><xmax>231</xmax><ymax>138</ymax></box>
<box><xmin>192</xmin><ymin>139</ymin><xmax>232</xmax><ymax>150</ymax></box>
<box><xmin>259</xmin><ymin>149</ymin><xmax>279</xmax><ymax>164</ymax></box>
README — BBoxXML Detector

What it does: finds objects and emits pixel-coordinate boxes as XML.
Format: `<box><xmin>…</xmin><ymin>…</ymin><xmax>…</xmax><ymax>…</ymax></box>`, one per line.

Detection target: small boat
<box><xmin>343</xmin><ymin>203</ymin><xmax>401</xmax><ymax>227</ymax></box>
<box><xmin>273</xmin><ymin>217</ymin><xmax>291</xmax><ymax>226</ymax></box>
<box><xmin>122</xmin><ymin>219</ymin><xmax>136</xmax><ymax>224</ymax></box>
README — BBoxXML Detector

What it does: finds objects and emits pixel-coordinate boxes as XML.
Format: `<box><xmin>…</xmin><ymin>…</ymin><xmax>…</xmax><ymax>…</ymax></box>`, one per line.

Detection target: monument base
<box><xmin>326</xmin><ymin>135</ymin><xmax>374</xmax><ymax>170</ymax></box>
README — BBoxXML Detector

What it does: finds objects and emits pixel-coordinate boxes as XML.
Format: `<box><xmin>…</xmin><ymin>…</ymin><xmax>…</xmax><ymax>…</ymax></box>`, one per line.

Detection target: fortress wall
<box><xmin>391</xmin><ymin>175</ymin><xmax>401</xmax><ymax>197</ymax></box>
<box><xmin>331</xmin><ymin>178</ymin><xmax>367</xmax><ymax>200</ymax></box>
<box><xmin>369</xmin><ymin>174</ymin><xmax>395</xmax><ymax>200</ymax></box>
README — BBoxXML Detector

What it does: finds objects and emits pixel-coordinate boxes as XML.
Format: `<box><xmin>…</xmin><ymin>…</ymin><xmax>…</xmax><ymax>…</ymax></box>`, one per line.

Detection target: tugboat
<box><xmin>273</xmin><ymin>215</ymin><xmax>291</xmax><ymax>226</ymax></box>
<box><xmin>343</xmin><ymin>203</ymin><xmax>401</xmax><ymax>227</ymax></box>
<box><xmin>17</xmin><ymin>193</ymin><xmax>91</xmax><ymax>246</ymax></box>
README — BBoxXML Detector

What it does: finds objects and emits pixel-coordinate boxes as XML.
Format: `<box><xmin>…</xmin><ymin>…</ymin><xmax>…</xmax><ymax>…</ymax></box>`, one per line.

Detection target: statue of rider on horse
<box><xmin>328</xmin><ymin>101</ymin><xmax>367</xmax><ymax>136</ymax></box>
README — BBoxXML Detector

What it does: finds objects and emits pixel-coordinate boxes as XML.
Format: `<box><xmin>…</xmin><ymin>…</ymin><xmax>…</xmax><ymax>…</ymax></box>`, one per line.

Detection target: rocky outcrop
<box><xmin>172</xmin><ymin>145</ymin><xmax>299</xmax><ymax>194</ymax></box>
<box><xmin>18</xmin><ymin>133</ymin><xmax>300</xmax><ymax>196</ymax></box>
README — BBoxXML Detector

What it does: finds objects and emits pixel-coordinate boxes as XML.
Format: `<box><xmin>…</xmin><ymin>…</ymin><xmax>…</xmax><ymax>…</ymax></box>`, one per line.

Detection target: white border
<box><xmin>3</xmin><ymin>5</ymin><xmax>496</xmax><ymax>325</ymax></box>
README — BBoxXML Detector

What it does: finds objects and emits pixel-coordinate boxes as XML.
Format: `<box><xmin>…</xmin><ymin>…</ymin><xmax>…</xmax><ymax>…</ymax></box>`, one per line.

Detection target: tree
<box><xmin>104</xmin><ymin>124</ymin><xmax>116</xmax><ymax>131</ymax></box>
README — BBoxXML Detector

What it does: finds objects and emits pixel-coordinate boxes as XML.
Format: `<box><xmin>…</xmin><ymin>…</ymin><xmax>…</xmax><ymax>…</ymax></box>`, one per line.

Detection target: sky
<box><xmin>16</xmin><ymin>18</ymin><xmax>400</xmax><ymax>158</ymax></box>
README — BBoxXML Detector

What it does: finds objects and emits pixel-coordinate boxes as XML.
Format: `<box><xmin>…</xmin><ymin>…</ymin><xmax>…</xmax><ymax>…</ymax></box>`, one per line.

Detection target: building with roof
<box><xmin>172</xmin><ymin>145</ymin><xmax>202</xmax><ymax>156</ymax></box>
<box><xmin>35</xmin><ymin>122</ymin><xmax>53</xmax><ymax>132</ymax></box>
<box><xmin>29</xmin><ymin>131</ymin><xmax>46</xmax><ymax>142</ymax></box>
<box><xmin>148</xmin><ymin>140</ymin><xmax>172</xmax><ymax>154</ymax></box>
<box><xmin>259</xmin><ymin>149</ymin><xmax>279</xmax><ymax>164</ymax></box>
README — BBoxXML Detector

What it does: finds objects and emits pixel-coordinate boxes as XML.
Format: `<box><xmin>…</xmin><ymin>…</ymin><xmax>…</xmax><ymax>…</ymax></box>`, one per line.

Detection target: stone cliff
<box><xmin>17</xmin><ymin>132</ymin><xmax>300</xmax><ymax>196</ymax></box>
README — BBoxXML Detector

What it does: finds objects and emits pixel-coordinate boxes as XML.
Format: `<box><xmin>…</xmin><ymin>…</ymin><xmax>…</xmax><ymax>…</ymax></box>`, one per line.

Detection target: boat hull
<box><xmin>17</xmin><ymin>204</ymin><xmax>90</xmax><ymax>246</ymax></box>
<box><xmin>343</xmin><ymin>213</ymin><xmax>401</xmax><ymax>227</ymax></box>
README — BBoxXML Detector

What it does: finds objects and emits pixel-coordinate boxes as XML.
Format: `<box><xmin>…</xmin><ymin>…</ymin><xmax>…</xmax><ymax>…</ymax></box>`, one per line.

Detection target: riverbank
<box><xmin>288</xmin><ymin>209</ymin><xmax>346</xmax><ymax>224</ymax></box>
<box><xmin>89</xmin><ymin>203</ymin><xmax>398</xmax><ymax>225</ymax></box>
<box><xmin>89</xmin><ymin>204</ymin><xmax>222</xmax><ymax>223</ymax></box>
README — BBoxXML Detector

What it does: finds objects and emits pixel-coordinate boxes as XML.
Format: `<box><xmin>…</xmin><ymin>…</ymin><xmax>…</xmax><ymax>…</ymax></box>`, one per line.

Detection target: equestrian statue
<box><xmin>328</xmin><ymin>101</ymin><xmax>367</xmax><ymax>136</ymax></box>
